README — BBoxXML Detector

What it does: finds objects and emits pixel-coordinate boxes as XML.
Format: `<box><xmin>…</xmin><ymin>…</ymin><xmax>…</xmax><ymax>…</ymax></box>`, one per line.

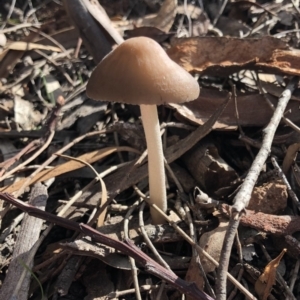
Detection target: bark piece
<box><xmin>183</xmin><ymin>141</ymin><xmax>238</xmax><ymax>197</ymax></box>
<box><xmin>167</xmin><ymin>36</ymin><xmax>295</xmax><ymax>76</ymax></box>
<box><xmin>0</xmin><ymin>183</ymin><xmax>47</xmax><ymax>300</ymax></box>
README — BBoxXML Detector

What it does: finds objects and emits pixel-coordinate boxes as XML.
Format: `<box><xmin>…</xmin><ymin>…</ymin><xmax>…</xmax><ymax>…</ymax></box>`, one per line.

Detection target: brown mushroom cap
<box><xmin>86</xmin><ymin>37</ymin><xmax>200</xmax><ymax>105</ymax></box>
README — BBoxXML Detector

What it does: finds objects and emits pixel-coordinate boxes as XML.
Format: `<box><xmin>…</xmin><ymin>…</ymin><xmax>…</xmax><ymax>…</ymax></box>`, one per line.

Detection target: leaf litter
<box><xmin>0</xmin><ymin>1</ymin><xmax>300</xmax><ymax>300</ymax></box>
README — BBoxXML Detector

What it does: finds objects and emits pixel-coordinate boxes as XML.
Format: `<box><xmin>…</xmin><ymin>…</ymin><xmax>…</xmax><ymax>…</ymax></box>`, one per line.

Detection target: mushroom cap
<box><xmin>86</xmin><ymin>37</ymin><xmax>200</xmax><ymax>105</ymax></box>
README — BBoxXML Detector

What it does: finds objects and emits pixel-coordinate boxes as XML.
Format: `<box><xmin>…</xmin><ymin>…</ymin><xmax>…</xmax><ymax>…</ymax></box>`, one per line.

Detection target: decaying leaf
<box><xmin>167</xmin><ymin>36</ymin><xmax>300</xmax><ymax>76</ymax></box>
<box><xmin>199</xmin><ymin>212</ymin><xmax>229</xmax><ymax>273</ymax></box>
<box><xmin>255</xmin><ymin>248</ymin><xmax>287</xmax><ymax>300</ymax></box>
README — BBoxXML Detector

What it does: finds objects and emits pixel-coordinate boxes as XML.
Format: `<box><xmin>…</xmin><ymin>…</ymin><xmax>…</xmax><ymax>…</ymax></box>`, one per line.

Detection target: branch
<box><xmin>0</xmin><ymin>192</ymin><xmax>214</xmax><ymax>300</ymax></box>
<box><xmin>216</xmin><ymin>77</ymin><xmax>298</xmax><ymax>300</ymax></box>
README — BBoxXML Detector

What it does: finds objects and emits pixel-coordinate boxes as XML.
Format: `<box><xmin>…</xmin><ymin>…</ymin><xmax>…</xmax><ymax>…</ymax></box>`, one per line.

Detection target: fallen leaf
<box><xmin>6</xmin><ymin>41</ymin><xmax>61</xmax><ymax>52</ymax></box>
<box><xmin>140</xmin><ymin>0</ymin><xmax>177</xmax><ymax>32</ymax></box>
<box><xmin>185</xmin><ymin>256</ymin><xmax>204</xmax><ymax>296</ymax></box>
<box><xmin>167</xmin><ymin>36</ymin><xmax>300</xmax><ymax>76</ymax></box>
<box><xmin>199</xmin><ymin>212</ymin><xmax>229</xmax><ymax>273</ymax></box>
<box><xmin>81</xmin><ymin>0</ymin><xmax>123</xmax><ymax>45</ymax></box>
<box><xmin>255</xmin><ymin>248</ymin><xmax>287</xmax><ymax>300</ymax></box>
<box><xmin>177</xmin><ymin>4</ymin><xmax>202</xmax><ymax>19</ymax></box>
<box><xmin>282</xmin><ymin>143</ymin><xmax>300</xmax><ymax>174</ymax></box>
<box><xmin>170</xmin><ymin>87</ymin><xmax>300</xmax><ymax>129</ymax></box>
<box><xmin>0</xmin><ymin>146</ymin><xmax>140</xmax><ymax>193</ymax></box>
<box><xmin>0</xmin><ymin>33</ymin><xmax>7</xmax><ymax>48</ymax></box>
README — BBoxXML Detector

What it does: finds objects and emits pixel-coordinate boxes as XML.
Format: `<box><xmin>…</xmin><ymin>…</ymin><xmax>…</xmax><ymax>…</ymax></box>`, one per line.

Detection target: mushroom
<box><xmin>86</xmin><ymin>37</ymin><xmax>199</xmax><ymax>224</ymax></box>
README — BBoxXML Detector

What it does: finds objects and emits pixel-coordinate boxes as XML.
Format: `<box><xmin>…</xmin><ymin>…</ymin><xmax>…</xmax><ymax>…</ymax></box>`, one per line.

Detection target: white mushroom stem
<box><xmin>140</xmin><ymin>104</ymin><xmax>167</xmax><ymax>224</ymax></box>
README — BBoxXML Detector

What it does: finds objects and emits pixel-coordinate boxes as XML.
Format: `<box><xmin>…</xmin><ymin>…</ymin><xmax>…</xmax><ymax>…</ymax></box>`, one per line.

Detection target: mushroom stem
<box><xmin>140</xmin><ymin>104</ymin><xmax>167</xmax><ymax>224</ymax></box>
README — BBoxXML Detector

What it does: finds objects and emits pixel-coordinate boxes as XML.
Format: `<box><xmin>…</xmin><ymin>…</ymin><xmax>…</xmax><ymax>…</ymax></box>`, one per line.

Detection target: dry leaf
<box><xmin>140</xmin><ymin>0</ymin><xmax>177</xmax><ymax>32</ymax></box>
<box><xmin>0</xmin><ymin>146</ymin><xmax>140</xmax><ymax>193</ymax></box>
<box><xmin>199</xmin><ymin>212</ymin><xmax>229</xmax><ymax>273</ymax></box>
<box><xmin>255</xmin><ymin>248</ymin><xmax>287</xmax><ymax>300</ymax></box>
<box><xmin>167</xmin><ymin>36</ymin><xmax>300</xmax><ymax>76</ymax></box>
<box><xmin>57</xmin><ymin>153</ymin><xmax>108</xmax><ymax>228</ymax></box>
<box><xmin>170</xmin><ymin>87</ymin><xmax>300</xmax><ymax>129</ymax></box>
<box><xmin>6</xmin><ymin>41</ymin><xmax>61</xmax><ymax>52</ymax></box>
<box><xmin>0</xmin><ymin>33</ymin><xmax>7</xmax><ymax>48</ymax></box>
<box><xmin>185</xmin><ymin>256</ymin><xmax>204</xmax><ymax>296</ymax></box>
<box><xmin>282</xmin><ymin>143</ymin><xmax>300</xmax><ymax>174</ymax></box>
<box><xmin>177</xmin><ymin>4</ymin><xmax>202</xmax><ymax>19</ymax></box>
<box><xmin>81</xmin><ymin>0</ymin><xmax>123</xmax><ymax>45</ymax></box>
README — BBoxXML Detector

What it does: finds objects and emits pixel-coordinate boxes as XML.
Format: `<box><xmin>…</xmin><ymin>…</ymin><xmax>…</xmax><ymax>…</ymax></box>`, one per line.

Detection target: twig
<box><xmin>1</xmin><ymin>0</ymin><xmax>17</xmax><ymax>30</ymax></box>
<box><xmin>257</xmin><ymin>76</ymin><xmax>300</xmax><ymax>134</ymax></box>
<box><xmin>216</xmin><ymin>77</ymin><xmax>298</xmax><ymax>300</ymax></box>
<box><xmin>124</xmin><ymin>200</ymin><xmax>142</xmax><ymax>300</ymax></box>
<box><xmin>0</xmin><ymin>23</ymin><xmax>40</xmax><ymax>33</ymax></box>
<box><xmin>289</xmin><ymin>259</ymin><xmax>300</xmax><ymax>291</ymax></box>
<box><xmin>184</xmin><ymin>0</ymin><xmax>192</xmax><ymax>36</ymax></box>
<box><xmin>107</xmin><ymin>284</ymin><xmax>172</xmax><ymax>298</ymax></box>
<box><xmin>29</xmin><ymin>27</ymin><xmax>71</xmax><ymax>59</ymax></box>
<box><xmin>212</xmin><ymin>0</ymin><xmax>228</xmax><ymax>26</ymax></box>
<box><xmin>259</xmin><ymin>242</ymin><xmax>296</xmax><ymax>300</ymax></box>
<box><xmin>0</xmin><ymin>96</ymin><xmax>64</xmax><ymax>184</ymax></box>
<box><xmin>290</xmin><ymin>0</ymin><xmax>300</xmax><ymax>15</ymax></box>
<box><xmin>34</xmin><ymin>49</ymin><xmax>75</xmax><ymax>86</ymax></box>
<box><xmin>150</xmin><ymin>203</ymin><xmax>257</xmax><ymax>300</ymax></box>
<box><xmin>271</xmin><ymin>157</ymin><xmax>300</xmax><ymax>211</ymax></box>
<box><xmin>0</xmin><ymin>192</ymin><xmax>214</xmax><ymax>300</ymax></box>
<box><xmin>139</xmin><ymin>201</ymin><xmax>169</xmax><ymax>299</ymax></box>
<box><xmin>0</xmin><ymin>183</ymin><xmax>47</xmax><ymax>300</ymax></box>
<box><xmin>139</xmin><ymin>201</ymin><xmax>170</xmax><ymax>270</ymax></box>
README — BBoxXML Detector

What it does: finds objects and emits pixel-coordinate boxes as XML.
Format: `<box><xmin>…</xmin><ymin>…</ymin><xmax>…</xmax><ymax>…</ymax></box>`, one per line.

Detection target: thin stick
<box><xmin>124</xmin><ymin>200</ymin><xmax>142</xmax><ymax>300</ymax></box>
<box><xmin>0</xmin><ymin>192</ymin><xmax>214</xmax><ymax>300</ymax></box>
<box><xmin>216</xmin><ymin>77</ymin><xmax>298</xmax><ymax>300</ymax></box>
<box><xmin>151</xmin><ymin>203</ymin><xmax>257</xmax><ymax>300</ymax></box>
